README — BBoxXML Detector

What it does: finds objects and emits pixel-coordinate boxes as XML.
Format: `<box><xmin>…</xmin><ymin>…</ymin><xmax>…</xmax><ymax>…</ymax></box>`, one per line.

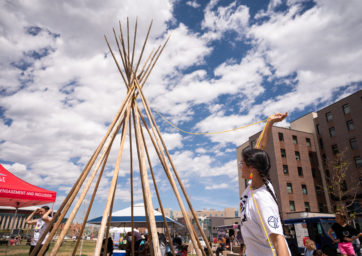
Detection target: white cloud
<box><xmin>248</xmin><ymin>0</ymin><xmax>362</xmax><ymax>112</ymax></box>
<box><xmin>186</xmin><ymin>1</ymin><xmax>200</xmax><ymax>8</ymax></box>
<box><xmin>205</xmin><ymin>183</ymin><xmax>228</xmax><ymax>190</ymax></box>
<box><xmin>202</xmin><ymin>1</ymin><xmax>250</xmax><ymax>40</ymax></box>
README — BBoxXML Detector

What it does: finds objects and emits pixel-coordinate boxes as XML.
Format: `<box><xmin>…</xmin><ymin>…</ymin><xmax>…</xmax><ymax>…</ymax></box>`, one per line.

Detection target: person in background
<box><xmin>101</xmin><ymin>236</ymin><xmax>114</xmax><ymax>256</ymax></box>
<box><xmin>313</xmin><ymin>249</ymin><xmax>327</xmax><ymax>256</ymax></box>
<box><xmin>352</xmin><ymin>234</ymin><xmax>361</xmax><ymax>256</ymax></box>
<box><xmin>25</xmin><ymin>206</ymin><xmax>52</xmax><ymax>255</ymax></box>
<box><xmin>304</xmin><ymin>239</ymin><xmax>316</xmax><ymax>256</ymax></box>
<box><xmin>328</xmin><ymin>211</ymin><xmax>362</xmax><ymax>256</ymax></box>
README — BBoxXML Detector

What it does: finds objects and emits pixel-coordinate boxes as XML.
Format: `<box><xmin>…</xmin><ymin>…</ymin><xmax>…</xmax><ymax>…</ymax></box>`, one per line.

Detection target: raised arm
<box><xmin>256</xmin><ymin>113</ymin><xmax>288</xmax><ymax>150</ymax></box>
<box><xmin>25</xmin><ymin>208</ymin><xmax>40</xmax><ymax>225</ymax></box>
<box><xmin>42</xmin><ymin>208</ymin><xmax>53</xmax><ymax>222</ymax></box>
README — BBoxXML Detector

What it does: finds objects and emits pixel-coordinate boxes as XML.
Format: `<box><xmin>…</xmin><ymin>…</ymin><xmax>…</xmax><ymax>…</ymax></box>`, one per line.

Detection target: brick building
<box><xmin>313</xmin><ymin>90</ymin><xmax>362</xmax><ymax>212</ymax></box>
<box><xmin>237</xmin><ymin>89</ymin><xmax>362</xmax><ymax>219</ymax></box>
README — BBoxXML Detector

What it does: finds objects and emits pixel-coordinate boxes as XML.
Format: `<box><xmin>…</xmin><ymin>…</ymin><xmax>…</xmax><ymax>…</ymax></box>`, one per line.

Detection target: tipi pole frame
<box><xmin>140</xmin><ymin>91</ymin><xmax>213</xmax><ymax>256</ymax></box>
<box><xmin>49</xmin><ymin>97</ymin><xmax>130</xmax><ymax>256</ymax></box>
<box><xmin>94</xmin><ymin>102</ymin><xmax>132</xmax><ymax>255</ymax></box>
<box><xmin>139</xmin><ymin>118</ymin><xmax>176</xmax><ymax>256</ymax></box>
<box><xmin>138</xmin><ymin>88</ymin><xmax>212</xmax><ymax>255</ymax></box>
<box><xmin>32</xmin><ymin>87</ymin><xmax>133</xmax><ymax>256</ymax></box>
<box><xmin>71</xmin><ymin>146</ymin><xmax>112</xmax><ymax>256</ymax></box>
<box><xmin>137</xmin><ymin>105</ymin><xmax>202</xmax><ymax>256</ymax></box>
<box><xmin>133</xmin><ymin>106</ymin><xmax>161</xmax><ymax>256</ymax></box>
<box><xmin>103</xmin><ymin>186</ymin><xmax>117</xmax><ymax>256</ymax></box>
<box><xmin>33</xmin><ymin>78</ymin><xmax>139</xmax><ymax>254</ymax></box>
<box><xmin>129</xmin><ymin>108</ymin><xmax>135</xmax><ymax>256</ymax></box>
<box><xmin>132</xmin><ymin>105</ymin><xmax>154</xmax><ymax>256</ymax></box>
<box><xmin>133</xmin><ymin>88</ymin><xmax>202</xmax><ymax>256</ymax></box>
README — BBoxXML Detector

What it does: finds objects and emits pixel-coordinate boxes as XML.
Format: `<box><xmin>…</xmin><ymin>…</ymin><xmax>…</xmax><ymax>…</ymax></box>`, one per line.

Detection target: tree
<box><xmin>326</xmin><ymin>150</ymin><xmax>360</xmax><ymax>218</ymax></box>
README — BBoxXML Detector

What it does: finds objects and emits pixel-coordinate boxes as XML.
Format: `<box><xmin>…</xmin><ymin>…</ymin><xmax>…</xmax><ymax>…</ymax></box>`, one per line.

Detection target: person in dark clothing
<box><xmin>328</xmin><ymin>211</ymin><xmax>362</xmax><ymax>256</ymax></box>
<box><xmin>173</xmin><ymin>235</ymin><xmax>182</xmax><ymax>247</ymax></box>
<box><xmin>101</xmin><ymin>237</ymin><xmax>114</xmax><ymax>256</ymax></box>
<box><xmin>125</xmin><ymin>231</ymin><xmax>143</xmax><ymax>255</ymax></box>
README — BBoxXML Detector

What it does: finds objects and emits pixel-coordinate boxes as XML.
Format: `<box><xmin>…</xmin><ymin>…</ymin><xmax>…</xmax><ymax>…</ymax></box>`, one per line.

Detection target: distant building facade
<box><xmin>313</xmin><ymin>90</ymin><xmax>362</xmax><ymax>212</ymax></box>
<box><xmin>157</xmin><ymin>207</ymin><xmax>240</xmax><ymax>239</ymax></box>
<box><xmin>160</xmin><ymin>207</ymin><xmax>239</xmax><ymax>219</ymax></box>
<box><xmin>237</xmin><ymin>89</ymin><xmax>362</xmax><ymax>219</ymax></box>
<box><xmin>0</xmin><ymin>206</ymin><xmax>38</xmax><ymax>232</ymax></box>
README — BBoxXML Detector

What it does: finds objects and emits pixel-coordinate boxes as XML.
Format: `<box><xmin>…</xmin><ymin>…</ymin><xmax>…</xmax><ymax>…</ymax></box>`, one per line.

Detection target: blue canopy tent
<box><xmin>88</xmin><ymin>203</ymin><xmax>184</xmax><ymax>228</ymax></box>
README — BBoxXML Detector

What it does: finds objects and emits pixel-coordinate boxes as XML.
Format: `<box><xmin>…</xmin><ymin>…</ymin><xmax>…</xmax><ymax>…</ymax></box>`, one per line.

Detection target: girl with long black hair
<box><xmin>239</xmin><ymin>113</ymin><xmax>290</xmax><ymax>256</ymax></box>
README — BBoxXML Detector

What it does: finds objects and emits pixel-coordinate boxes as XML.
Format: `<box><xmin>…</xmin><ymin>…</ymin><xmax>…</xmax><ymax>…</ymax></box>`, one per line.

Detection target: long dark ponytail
<box><xmin>242</xmin><ymin>148</ymin><xmax>283</xmax><ymax>222</ymax></box>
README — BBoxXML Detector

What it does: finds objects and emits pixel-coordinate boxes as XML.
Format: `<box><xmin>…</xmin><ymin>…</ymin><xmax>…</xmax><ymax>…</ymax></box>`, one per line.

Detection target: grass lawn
<box><xmin>0</xmin><ymin>240</ymin><xmax>97</xmax><ymax>256</ymax></box>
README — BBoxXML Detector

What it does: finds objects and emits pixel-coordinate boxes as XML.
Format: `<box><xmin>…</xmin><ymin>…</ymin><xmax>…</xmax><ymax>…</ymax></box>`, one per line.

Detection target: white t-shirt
<box><xmin>31</xmin><ymin>218</ymin><xmax>50</xmax><ymax>246</ymax></box>
<box><xmin>240</xmin><ymin>182</ymin><xmax>291</xmax><ymax>256</ymax></box>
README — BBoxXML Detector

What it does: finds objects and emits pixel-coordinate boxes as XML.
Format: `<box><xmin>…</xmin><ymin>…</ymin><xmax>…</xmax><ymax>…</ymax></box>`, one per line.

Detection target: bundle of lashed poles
<box><xmin>30</xmin><ymin>19</ymin><xmax>213</xmax><ymax>256</ymax></box>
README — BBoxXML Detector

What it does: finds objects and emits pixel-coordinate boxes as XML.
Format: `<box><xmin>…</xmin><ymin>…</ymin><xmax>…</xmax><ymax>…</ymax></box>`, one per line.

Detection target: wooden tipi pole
<box><xmin>133</xmin><ymin>103</ymin><xmax>161</xmax><ymax>256</ymax></box>
<box><xmin>94</xmin><ymin>102</ymin><xmax>132</xmax><ymax>255</ymax></box>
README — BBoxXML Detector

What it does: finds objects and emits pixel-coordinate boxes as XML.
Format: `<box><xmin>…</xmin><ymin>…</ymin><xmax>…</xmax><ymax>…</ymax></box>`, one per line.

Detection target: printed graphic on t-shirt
<box><xmin>34</xmin><ymin>222</ymin><xmax>42</xmax><ymax>232</ymax></box>
<box><xmin>267</xmin><ymin>216</ymin><xmax>279</xmax><ymax>229</ymax></box>
<box><xmin>240</xmin><ymin>195</ymin><xmax>248</xmax><ymax>223</ymax></box>
<box><xmin>343</xmin><ymin>230</ymin><xmax>350</xmax><ymax>237</ymax></box>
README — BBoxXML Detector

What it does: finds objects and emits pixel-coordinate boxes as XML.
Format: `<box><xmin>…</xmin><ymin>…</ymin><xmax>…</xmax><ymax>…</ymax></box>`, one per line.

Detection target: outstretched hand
<box><xmin>268</xmin><ymin>112</ymin><xmax>288</xmax><ymax>124</ymax></box>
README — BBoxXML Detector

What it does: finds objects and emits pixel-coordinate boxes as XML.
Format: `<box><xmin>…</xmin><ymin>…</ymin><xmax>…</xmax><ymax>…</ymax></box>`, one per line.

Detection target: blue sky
<box><xmin>1</xmin><ymin>0</ymin><xmax>362</xmax><ymax>221</ymax></box>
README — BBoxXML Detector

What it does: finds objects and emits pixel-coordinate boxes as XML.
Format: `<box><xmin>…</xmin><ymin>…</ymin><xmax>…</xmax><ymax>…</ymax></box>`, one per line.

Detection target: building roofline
<box><xmin>315</xmin><ymin>89</ymin><xmax>361</xmax><ymax>113</ymax></box>
<box><xmin>290</xmin><ymin>111</ymin><xmax>317</xmax><ymax>121</ymax></box>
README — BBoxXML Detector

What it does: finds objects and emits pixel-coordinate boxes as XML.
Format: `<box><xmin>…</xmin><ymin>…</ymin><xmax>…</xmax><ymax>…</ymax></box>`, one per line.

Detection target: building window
<box><xmin>329</xmin><ymin>127</ymin><xmax>336</xmax><ymax>137</ymax></box>
<box><xmin>326</xmin><ymin>112</ymin><xmax>333</xmax><ymax>121</ymax></box>
<box><xmin>316</xmin><ymin>124</ymin><xmax>320</xmax><ymax>135</ymax></box>
<box><xmin>319</xmin><ymin>204</ymin><xmax>324</xmax><ymax>213</ymax></box>
<box><xmin>306</xmin><ymin>138</ymin><xmax>311</xmax><ymax>147</ymax></box>
<box><xmin>331</xmin><ymin>144</ymin><xmax>339</xmax><ymax>155</ymax></box>
<box><xmin>312</xmin><ymin>168</ymin><xmax>316</xmax><ymax>178</ymax></box>
<box><xmin>350</xmin><ymin>138</ymin><xmax>358</xmax><ymax>150</ymax></box>
<box><xmin>343</xmin><ymin>104</ymin><xmax>351</xmax><ymax>114</ymax></box>
<box><xmin>325</xmin><ymin>169</ymin><xmax>330</xmax><ymax>178</ymax></box>
<box><xmin>346</xmin><ymin>120</ymin><xmax>355</xmax><ymax>131</ymax></box>
<box><xmin>292</xmin><ymin>135</ymin><xmax>298</xmax><ymax>144</ymax></box>
<box><xmin>295</xmin><ymin>151</ymin><xmax>301</xmax><ymax>160</ymax></box>
<box><xmin>319</xmin><ymin>138</ymin><xmax>324</xmax><ymax>149</ymax></box>
<box><xmin>309</xmin><ymin>152</ymin><xmax>314</xmax><ymax>163</ymax></box>
<box><xmin>287</xmin><ymin>183</ymin><xmax>293</xmax><ymax>194</ymax></box>
<box><xmin>281</xmin><ymin>149</ymin><xmax>286</xmax><ymax>158</ymax></box>
<box><xmin>298</xmin><ymin>167</ymin><xmax>303</xmax><ymax>176</ymax></box>
<box><xmin>283</xmin><ymin>165</ymin><xmax>289</xmax><ymax>175</ymax></box>
<box><xmin>355</xmin><ymin>156</ymin><xmax>362</xmax><ymax>168</ymax></box>
<box><xmin>244</xmin><ymin>179</ymin><xmax>248</xmax><ymax>188</ymax></box>
<box><xmin>315</xmin><ymin>186</ymin><xmax>322</xmax><ymax>195</ymax></box>
<box><xmin>278</xmin><ymin>132</ymin><xmax>284</xmax><ymax>142</ymax></box>
<box><xmin>305</xmin><ymin>202</ymin><xmax>310</xmax><ymax>212</ymax></box>
<box><xmin>322</xmin><ymin>154</ymin><xmax>327</xmax><ymax>165</ymax></box>
<box><xmin>302</xmin><ymin>185</ymin><xmax>308</xmax><ymax>195</ymax></box>
<box><xmin>289</xmin><ymin>201</ymin><xmax>296</xmax><ymax>211</ymax></box>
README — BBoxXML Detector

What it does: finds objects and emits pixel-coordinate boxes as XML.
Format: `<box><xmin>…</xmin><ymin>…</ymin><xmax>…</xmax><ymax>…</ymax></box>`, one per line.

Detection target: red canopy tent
<box><xmin>0</xmin><ymin>164</ymin><xmax>56</xmax><ymax>208</ymax></box>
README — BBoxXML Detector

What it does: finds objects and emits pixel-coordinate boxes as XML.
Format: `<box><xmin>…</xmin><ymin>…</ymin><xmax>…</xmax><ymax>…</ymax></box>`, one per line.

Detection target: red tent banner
<box><xmin>0</xmin><ymin>164</ymin><xmax>56</xmax><ymax>208</ymax></box>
